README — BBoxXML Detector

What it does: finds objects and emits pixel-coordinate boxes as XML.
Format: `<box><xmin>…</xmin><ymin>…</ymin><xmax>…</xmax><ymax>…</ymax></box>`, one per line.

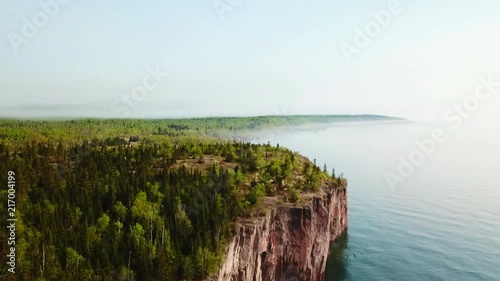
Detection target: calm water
<box><xmin>255</xmin><ymin>120</ymin><xmax>500</xmax><ymax>281</ymax></box>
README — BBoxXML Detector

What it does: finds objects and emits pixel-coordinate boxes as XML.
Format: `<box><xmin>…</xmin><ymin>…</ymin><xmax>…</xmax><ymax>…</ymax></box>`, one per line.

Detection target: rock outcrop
<box><xmin>213</xmin><ymin>182</ymin><xmax>348</xmax><ymax>281</ymax></box>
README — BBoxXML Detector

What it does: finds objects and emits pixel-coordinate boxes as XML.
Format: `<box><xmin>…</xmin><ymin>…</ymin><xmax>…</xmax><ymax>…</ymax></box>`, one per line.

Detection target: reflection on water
<box><xmin>324</xmin><ymin>230</ymin><xmax>350</xmax><ymax>281</ymax></box>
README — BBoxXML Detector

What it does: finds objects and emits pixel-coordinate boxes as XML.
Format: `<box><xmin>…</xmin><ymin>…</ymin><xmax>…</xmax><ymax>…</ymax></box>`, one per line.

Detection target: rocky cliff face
<box><xmin>213</xmin><ymin>182</ymin><xmax>348</xmax><ymax>281</ymax></box>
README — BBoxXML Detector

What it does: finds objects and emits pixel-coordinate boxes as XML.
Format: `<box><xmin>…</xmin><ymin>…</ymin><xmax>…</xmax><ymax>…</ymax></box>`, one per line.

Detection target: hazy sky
<box><xmin>1</xmin><ymin>0</ymin><xmax>500</xmax><ymax>120</ymax></box>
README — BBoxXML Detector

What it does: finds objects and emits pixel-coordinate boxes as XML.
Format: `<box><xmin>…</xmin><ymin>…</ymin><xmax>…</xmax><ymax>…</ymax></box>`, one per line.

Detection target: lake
<box><xmin>254</xmin><ymin>120</ymin><xmax>500</xmax><ymax>281</ymax></box>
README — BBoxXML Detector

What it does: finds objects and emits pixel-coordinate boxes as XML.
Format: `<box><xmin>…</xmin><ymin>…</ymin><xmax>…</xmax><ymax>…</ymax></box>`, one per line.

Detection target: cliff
<box><xmin>212</xmin><ymin>181</ymin><xmax>348</xmax><ymax>281</ymax></box>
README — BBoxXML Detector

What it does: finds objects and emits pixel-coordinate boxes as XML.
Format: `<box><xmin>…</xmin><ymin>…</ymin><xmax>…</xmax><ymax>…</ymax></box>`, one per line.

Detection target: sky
<box><xmin>1</xmin><ymin>0</ymin><xmax>500</xmax><ymax>121</ymax></box>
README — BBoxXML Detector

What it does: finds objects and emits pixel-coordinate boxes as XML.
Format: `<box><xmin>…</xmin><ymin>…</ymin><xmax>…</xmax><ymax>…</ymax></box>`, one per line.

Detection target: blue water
<box><xmin>256</xmin><ymin>120</ymin><xmax>500</xmax><ymax>281</ymax></box>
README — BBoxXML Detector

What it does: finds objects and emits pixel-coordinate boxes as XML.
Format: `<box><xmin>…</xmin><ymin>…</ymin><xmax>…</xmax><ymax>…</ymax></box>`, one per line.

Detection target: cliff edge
<box><xmin>212</xmin><ymin>181</ymin><xmax>348</xmax><ymax>281</ymax></box>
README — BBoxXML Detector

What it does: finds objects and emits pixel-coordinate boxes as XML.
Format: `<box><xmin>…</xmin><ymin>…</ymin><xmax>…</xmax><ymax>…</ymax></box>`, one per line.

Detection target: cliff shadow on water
<box><xmin>324</xmin><ymin>230</ymin><xmax>349</xmax><ymax>281</ymax></box>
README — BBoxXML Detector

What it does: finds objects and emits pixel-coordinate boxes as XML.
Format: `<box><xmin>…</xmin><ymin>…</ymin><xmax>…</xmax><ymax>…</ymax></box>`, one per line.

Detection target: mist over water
<box><xmin>255</xmin><ymin>120</ymin><xmax>500</xmax><ymax>281</ymax></box>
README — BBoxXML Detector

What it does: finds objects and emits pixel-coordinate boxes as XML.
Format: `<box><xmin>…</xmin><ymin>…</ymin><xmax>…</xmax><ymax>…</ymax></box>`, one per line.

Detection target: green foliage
<box><xmin>0</xmin><ymin>139</ymin><xmax>285</xmax><ymax>280</ymax></box>
<box><xmin>119</xmin><ymin>267</ymin><xmax>136</xmax><ymax>281</ymax></box>
<box><xmin>246</xmin><ymin>183</ymin><xmax>266</xmax><ymax>205</ymax></box>
<box><xmin>114</xmin><ymin>201</ymin><xmax>127</xmax><ymax>220</ymax></box>
<box><xmin>0</xmin><ymin>115</ymin><xmax>394</xmax><ymax>144</ymax></box>
<box><xmin>289</xmin><ymin>187</ymin><xmax>301</xmax><ymax>203</ymax></box>
<box><xmin>0</xmin><ymin>117</ymin><xmax>346</xmax><ymax>280</ymax></box>
<box><xmin>66</xmin><ymin>247</ymin><xmax>84</xmax><ymax>270</ymax></box>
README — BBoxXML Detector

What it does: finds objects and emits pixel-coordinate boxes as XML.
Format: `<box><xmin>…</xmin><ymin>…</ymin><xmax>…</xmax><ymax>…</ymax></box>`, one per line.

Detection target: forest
<box><xmin>0</xmin><ymin>114</ymin><xmax>394</xmax><ymax>143</ymax></box>
<box><xmin>0</xmin><ymin>116</ymin><xmax>353</xmax><ymax>280</ymax></box>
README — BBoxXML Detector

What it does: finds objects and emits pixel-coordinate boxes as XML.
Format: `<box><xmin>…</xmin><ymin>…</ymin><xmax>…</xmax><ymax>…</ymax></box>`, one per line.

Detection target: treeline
<box><xmin>0</xmin><ymin>135</ymin><xmax>334</xmax><ymax>280</ymax></box>
<box><xmin>0</xmin><ymin>115</ymin><xmax>395</xmax><ymax>144</ymax></box>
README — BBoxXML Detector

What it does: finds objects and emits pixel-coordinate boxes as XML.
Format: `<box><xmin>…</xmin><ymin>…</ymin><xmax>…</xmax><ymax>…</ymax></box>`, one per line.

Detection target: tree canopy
<box><xmin>0</xmin><ymin>117</ymin><xmax>346</xmax><ymax>280</ymax></box>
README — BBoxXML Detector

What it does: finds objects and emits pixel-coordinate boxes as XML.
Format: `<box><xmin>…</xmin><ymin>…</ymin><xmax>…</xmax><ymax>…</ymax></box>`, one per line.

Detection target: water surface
<box><xmin>256</xmin><ymin>120</ymin><xmax>500</xmax><ymax>281</ymax></box>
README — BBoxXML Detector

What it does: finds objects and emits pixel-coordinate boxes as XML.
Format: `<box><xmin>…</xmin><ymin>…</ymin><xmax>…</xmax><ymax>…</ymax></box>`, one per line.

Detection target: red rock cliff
<box><xmin>213</xmin><ymin>182</ymin><xmax>348</xmax><ymax>281</ymax></box>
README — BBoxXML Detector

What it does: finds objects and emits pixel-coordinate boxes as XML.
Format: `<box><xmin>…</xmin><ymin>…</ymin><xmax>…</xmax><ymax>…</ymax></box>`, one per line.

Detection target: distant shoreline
<box><xmin>0</xmin><ymin>114</ymin><xmax>406</xmax><ymax>122</ymax></box>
